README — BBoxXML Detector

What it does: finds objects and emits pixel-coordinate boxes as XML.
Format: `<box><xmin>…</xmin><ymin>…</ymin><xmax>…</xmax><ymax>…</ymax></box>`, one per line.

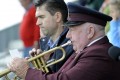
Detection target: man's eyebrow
<box><xmin>36</xmin><ymin>15</ymin><xmax>44</xmax><ymax>18</ymax></box>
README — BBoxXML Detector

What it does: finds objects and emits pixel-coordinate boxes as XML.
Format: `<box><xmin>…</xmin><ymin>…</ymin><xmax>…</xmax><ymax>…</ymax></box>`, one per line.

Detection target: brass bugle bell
<box><xmin>0</xmin><ymin>40</ymin><xmax>72</xmax><ymax>80</ymax></box>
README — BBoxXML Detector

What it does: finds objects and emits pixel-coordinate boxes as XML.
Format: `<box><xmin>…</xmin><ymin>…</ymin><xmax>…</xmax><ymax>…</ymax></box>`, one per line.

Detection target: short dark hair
<box><xmin>34</xmin><ymin>0</ymin><xmax>68</xmax><ymax>23</ymax></box>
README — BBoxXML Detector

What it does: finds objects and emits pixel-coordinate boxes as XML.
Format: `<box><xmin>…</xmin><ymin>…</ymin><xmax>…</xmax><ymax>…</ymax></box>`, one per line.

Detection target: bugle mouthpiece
<box><xmin>61</xmin><ymin>40</ymin><xmax>72</xmax><ymax>47</ymax></box>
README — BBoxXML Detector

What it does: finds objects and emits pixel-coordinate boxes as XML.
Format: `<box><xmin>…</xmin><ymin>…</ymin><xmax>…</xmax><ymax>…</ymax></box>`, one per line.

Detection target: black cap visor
<box><xmin>64</xmin><ymin>21</ymin><xmax>86</xmax><ymax>27</ymax></box>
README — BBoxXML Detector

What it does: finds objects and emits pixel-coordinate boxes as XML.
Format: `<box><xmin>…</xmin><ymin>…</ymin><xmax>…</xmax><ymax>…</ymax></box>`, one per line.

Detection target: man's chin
<box><xmin>73</xmin><ymin>47</ymin><xmax>77</xmax><ymax>52</ymax></box>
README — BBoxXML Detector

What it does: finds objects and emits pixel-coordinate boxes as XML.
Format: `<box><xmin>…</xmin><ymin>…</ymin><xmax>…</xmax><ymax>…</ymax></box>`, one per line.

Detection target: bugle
<box><xmin>0</xmin><ymin>40</ymin><xmax>72</xmax><ymax>80</ymax></box>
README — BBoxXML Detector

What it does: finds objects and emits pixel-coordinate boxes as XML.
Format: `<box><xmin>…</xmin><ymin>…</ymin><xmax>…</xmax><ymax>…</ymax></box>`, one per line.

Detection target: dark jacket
<box><xmin>39</xmin><ymin>27</ymin><xmax>74</xmax><ymax>72</ymax></box>
<box><xmin>26</xmin><ymin>36</ymin><xmax>120</xmax><ymax>80</ymax></box>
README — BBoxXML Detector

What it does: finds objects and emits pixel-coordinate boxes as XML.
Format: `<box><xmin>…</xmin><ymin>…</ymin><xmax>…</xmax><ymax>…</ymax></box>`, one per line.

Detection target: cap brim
<box><xmin>64</xmin><ymin>21</ymin><xmax>85</xmax><ymax>27</ymax></box>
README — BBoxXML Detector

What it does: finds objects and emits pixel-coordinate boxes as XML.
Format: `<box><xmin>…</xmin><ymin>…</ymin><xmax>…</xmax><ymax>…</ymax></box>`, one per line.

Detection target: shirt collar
<box><xmin>87</xmin><ymin>36</ymin><xmax>104</xmax><ymax>47</ymax></box>
<box><xmin>47</xmin><ymin>27</ymin><xmax>68</xmax><ymax>48</ymax></box>
<box><xmin>47</xmin><ymin>39</ymin><xmax>53</xmax><ymax>48</ymax></box>
<box><xmin>47</xmin><ymin>36</ymin><xmax>60</xmax><ymax>48</ymax></box>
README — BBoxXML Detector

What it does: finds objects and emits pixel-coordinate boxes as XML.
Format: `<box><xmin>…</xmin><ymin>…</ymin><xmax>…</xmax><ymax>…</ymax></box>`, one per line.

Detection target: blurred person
<box><xmin>19</xmin><ymin>0</ymin><xmax>40</xmax><ymax>57</ymax></box>
<box><xmin>107</xmin><ymin>0</ymin><xmax>120</xmax><ymax>48</ymax></box>
<box><xmin>100</xmin><ymin>0</ymin><xmax>110</xmax><ymax>14</ymax></box>
<box><xmin>8</xmin><ymin>2</ymin><xmax>120</xmax><ymax>80</ymax></box>
<box><xmin>100</xmin><ymin>0</ymin><xmax>110</xmax><ymax>33</ymax></box>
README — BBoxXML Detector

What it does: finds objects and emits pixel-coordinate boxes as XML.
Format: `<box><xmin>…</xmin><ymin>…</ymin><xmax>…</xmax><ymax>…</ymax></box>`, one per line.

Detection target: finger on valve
<box><xmin>29</xmin><ymin>48</ymin><xmax>37</xmax><ymax>57</ymax></box>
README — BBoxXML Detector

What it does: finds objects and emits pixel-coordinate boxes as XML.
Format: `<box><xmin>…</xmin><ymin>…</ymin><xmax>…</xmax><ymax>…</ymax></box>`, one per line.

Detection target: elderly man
<box><xmin>8</xmin><ymin>2</ymin><xmax>120</xmax><ymax>80</ymax></box>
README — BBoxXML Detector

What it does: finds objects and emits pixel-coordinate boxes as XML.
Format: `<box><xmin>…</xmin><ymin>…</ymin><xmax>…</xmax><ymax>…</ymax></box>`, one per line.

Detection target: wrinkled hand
<box><xmin>8</xmin><ymin>57</ymin><xmax>29</xmax><ymax>79</ymax></box>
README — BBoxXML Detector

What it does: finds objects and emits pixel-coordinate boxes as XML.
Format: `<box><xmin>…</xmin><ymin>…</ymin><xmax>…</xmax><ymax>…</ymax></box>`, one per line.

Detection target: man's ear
<box><xmin>54</xmin><ymin>12</ymin><xmax>62</xmax><ymax>22</ymax></box>
<box><xmin>87</xmin><ymin>25</ymin><xmax>95</xmax><ymax>39</ymax></box>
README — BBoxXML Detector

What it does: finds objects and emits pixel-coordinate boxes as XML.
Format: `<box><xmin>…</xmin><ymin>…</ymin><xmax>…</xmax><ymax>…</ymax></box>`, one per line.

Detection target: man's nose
<box><xmin>36</xmin><ymin>18</ymin><xmax>41</xmax><ymax>26</ymax></box>
<box><xmin>66</xmin><ymin>30</ymin><xmax>71</xmax><ymax>39</ymax></box>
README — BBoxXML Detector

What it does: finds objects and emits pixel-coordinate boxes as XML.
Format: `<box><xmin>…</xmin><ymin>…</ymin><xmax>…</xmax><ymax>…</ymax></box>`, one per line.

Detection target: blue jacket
<box><xmin>40</xmin><ymin>27</ymin><xmax>74</xmax><ymax>72</ymax></box>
